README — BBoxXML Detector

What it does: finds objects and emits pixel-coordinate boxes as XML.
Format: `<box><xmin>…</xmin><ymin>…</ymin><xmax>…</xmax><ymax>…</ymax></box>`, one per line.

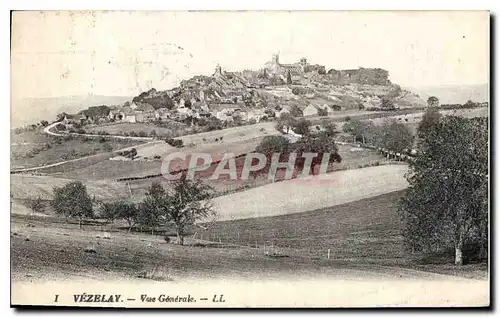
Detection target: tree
<box><xmin>275</xmin><ymin>113</ymin><xmax>296</xmax><ymax>134</ymax></box>
<box><xmin>40</xmin><ymin>120</ymin><xmax>49</xmax><ymax>127</ymax></box>
<box><xmin>373</xmin><ymin>120</ymin><xmax>414</xmax><ymax>152</ymax></box>
<box><xmin>56</xmin><ymin>112</ymin><xmax>68</xmax><ymax>122</ymax></box>
<box><xmin>255</xmin><ymin>135</ymin><xmax>290</xmax><ymax>156</ymax></box>
<box><xmin>292</xmin><ymin>118</ymin><xmax>311</xmax><ymax>136</ymax></box>
<box><xmin>128</xmin><ymin>148</ymin><xmax>138</xmax><ymax>159</ymax></box>
<box><xmin>290</xmin><ymin>105</ymin><xmax>303</xmax><ymax>117</ymax></box>
<box><xmin>417</xmin><ymin>107</ymin><xmax>442</xmax><ymax>142</ymax></box>
<box><xmin>381</xmin><ymin>96</ymin><xmax>395</xmax><ymax>110</ymax></box>
<box><xmin>139</xmin><ymin>183</ymin><xmax>166</xmax><ymax>235</ymax></box>
<box><xmin>399</xmin><ymin>116</ymin><xmax>488</xmax><ymax>265</ymax></box>
<box><xmin>101</xmin><ymin>201</ymin><xmax>138</xmax><ymax>232</ymax></box>
<box><xmin>52</xmin><ymin>181</ymin><xmax>93</xmax><ymax>229</ymax></box>
<box><xmin>140</xmin><ymin>181</ymin><xmax>215</xmax><ymax>245</ymax></box>
<box><xmin>464</xmin><ymin>100</ymin><xmax>477</xmax><ymax>108</ymax></box>
<box><xmin>342</xmin><ymin>119</ymin><xmax>375</xmax><ymax>144</ymax></box>
<box><xmin>323</xmin><ymin>122</ymin><xmax>339</xmax><ymax>137</ymax></box>
<box><xmin>164</xmin><ymin>179</ymin><xmax>215</xmax><ymax>245</ymax></box>
<box><xmin>317</xmin><ymin>107</ymin><xmax>328</xmax><ymax>117</ymax></box>
<box><xmin>293</xmin><ymin>133</ymin><xmax>342</xmax><ymax>175</ymax></box>
<box><xmin>427</xmin><ymin>96</ymin><xmax>440</xmax><ymax>108</ymax></box>
<box><xmin>27</xmin><ymin>196</ymin><xmax>45</xmax><ymax>218</ymax></box>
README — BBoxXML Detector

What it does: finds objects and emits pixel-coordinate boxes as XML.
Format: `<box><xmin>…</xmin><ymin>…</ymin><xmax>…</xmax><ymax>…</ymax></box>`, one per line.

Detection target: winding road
<box><xmin>11</xmin><ymin>122</ymin><xmax>157</xmax><ymax>174</ymax></box>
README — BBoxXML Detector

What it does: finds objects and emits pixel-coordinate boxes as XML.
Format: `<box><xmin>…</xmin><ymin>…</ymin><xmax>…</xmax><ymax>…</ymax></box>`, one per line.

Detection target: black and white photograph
<box><xmin>9</xmin><ymin>10</ymin><xmax>490</xmax><ymax>307</ymax></box>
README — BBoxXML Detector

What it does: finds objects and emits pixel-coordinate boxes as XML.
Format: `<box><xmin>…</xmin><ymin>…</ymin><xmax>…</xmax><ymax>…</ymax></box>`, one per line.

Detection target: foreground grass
<box><xmin>11</xmin><ymin>191</ymin><xmax>487</xmax><ymax>282</ymax></box>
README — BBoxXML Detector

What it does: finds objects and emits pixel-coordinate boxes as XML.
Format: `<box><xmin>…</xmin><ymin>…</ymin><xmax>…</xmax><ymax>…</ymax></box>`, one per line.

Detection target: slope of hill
<box><xmin>211</xmin><ymin>164</ymin><xmax>409</xmax><ymax>222</ymax></box>
<box><xmin>11</xmin><ymin>95</ymin><xmax>132</xmax><ymax>128</ymax></box>
<box><xmin>10</xmin><ymin>174</ymin><xmax>129</xmax><ymax>202</ymax></box>
<box><xmin>133</xmin><ymin>74</ymin><xmax>426</xmax><ymax>112</ymax></box>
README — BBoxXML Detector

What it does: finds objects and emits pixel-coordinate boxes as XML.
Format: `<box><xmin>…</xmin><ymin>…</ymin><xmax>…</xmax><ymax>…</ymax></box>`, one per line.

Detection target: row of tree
<box><xmin>342</xmin><ymin>117</ymin><xmax>414</xmax><ymax>152</ymax></box>
<box><xmin>51</xmin><ymin>179</ymin><xmax>216</xmax><ymax>245</ymax></box>
<box><xmin>255</xmin><ymin>120</ymin><xmax>342</xmax><ymax>177</ymax></box>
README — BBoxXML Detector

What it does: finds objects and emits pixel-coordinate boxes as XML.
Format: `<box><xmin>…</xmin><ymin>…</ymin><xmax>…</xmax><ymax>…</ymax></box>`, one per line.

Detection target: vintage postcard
<box><xmin>10</xmin><ymin>10</ymin><xmax>490</xmax><ymax>307</ymax></box>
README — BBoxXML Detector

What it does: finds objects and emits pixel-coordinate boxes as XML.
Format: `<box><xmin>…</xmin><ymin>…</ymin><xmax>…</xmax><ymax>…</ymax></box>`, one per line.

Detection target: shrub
<box><xmin>290</xmin><ymin>105</ymin><xmax>303</xmax><ymax>117</ymax></box>
<box><xmin>127</xmin><ymin>148</ymin><xmax>138</xmax><ymax>159</ymax></box>
<box><xmin>248</xmin><ymin>118</ymin><xmax>257</xmax><ymax>125</ymax></box>
<box><xmin>164</xmin><ymin>138</ymin><xmax>183</xmax><ymax>148</ymax></box>
<box><xmin>138</xmin><ymin>131</ymin><xmax>148</xmax><ymax>137</ymax></box>
<box><xmin>317</xmin><ymin>108</ymin><xmax>328</xmax><ymax>117</ymax></box>
<box><xmin>98</xmin><ymin>136</ymin><xmax>107</xmax><ymax>143</ymax></box>
<box><xmin>103</xmin><ymin>143</ymin><xmax>113</xmax><ymax>152</ymax></box>
<box><xmin>129</xmin><ymin>131</ymin><xmax>138</xmax><ymax>137</ymax></box>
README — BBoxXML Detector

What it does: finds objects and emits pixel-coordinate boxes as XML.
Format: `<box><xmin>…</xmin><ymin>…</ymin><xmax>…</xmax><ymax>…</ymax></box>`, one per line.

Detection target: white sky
<box><xmin>11</xmin><ymin>10</ymin><xmax>489</xmax><ymax>99</ymax></box>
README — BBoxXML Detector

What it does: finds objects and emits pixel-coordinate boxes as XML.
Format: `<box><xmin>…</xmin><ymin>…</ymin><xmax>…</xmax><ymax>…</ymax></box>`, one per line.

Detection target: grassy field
<box><xmin>10</xmin><ymin>191</ymin><xmax>488</xmax><ymax>287</ymax></box>
<box><xmin>53</xmin><ymin>143</ymin><xmax>390</xmax><ymax>204</ymax></box>
<box><xmin>86</xmin><ymin>122</ymin><xmax>186</xmax><ymax>137</ymax></box>
<box><xmin>10</xmin><ymin>174</ymin><xmax>129</xmax><ymax>203</ymax></box>
<box><xmin>210</xmin><ymin>164</ymin><xmax>409</xmax><ymax>222</ymax></box>
<box><xmin>197</xmin><ymin>191</ymin><xmax>409</xmax><ymax>261</ymax></box>
<box><xmin>30</xmin><ymin>109</ymin><xmax>416</xmax><ymax>178</ymax></box>
<box><xmin>120</xmin><ymin>143</ymin><xmax>391</xmax><ymax>200</ymax></box>
<box><xmin>11</xmin><ymin>130</ymin><xmax>144</xmax><ymax>170</ymax></box>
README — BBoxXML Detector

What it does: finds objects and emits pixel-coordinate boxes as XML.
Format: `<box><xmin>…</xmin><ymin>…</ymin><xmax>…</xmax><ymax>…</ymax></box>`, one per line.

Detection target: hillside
<box><xmin>10</xmin><ymin>174</ymin><xmax>129</xmax><ymax>202</ymax></box>
<box><xmin>131</xmin><ymin>55</ymin><xmax>427</xmax><ymax>112</ymax></box>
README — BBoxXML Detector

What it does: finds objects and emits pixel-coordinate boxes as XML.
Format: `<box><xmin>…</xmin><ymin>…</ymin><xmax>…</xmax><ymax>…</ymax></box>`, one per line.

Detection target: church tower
<box><xmin>299</xmin><ymin>57</ymin><xmax>308</xmax><ymax>71</ymax></box>
<box><xmin>270</xmin><ymin>53</ymin><xmax>280</xmax><ymax>73</ymax></box>
<box><xmin>272</xmin><ymin>53</ymin><xmax>280</xmax><ymax>65</ymax></box>
<box><xmin>214</xmin><ymin>64</ymin><xmax>222</xmax><ymax>77</ymax></box>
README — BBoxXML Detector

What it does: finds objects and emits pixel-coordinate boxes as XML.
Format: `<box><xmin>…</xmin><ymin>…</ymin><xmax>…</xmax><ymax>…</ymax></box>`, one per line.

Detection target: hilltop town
<box><xmin>55</xmin><ymin>53</ymin><xmax>426</xmax><ymax>129</ymax></box>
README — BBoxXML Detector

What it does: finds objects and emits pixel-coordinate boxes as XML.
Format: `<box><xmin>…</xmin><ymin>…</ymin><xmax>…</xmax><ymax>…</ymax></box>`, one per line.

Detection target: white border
<box><xmin>3</xmin><ymin>1</ymin><xmax>497</xmax><ymax>317</ymax></box>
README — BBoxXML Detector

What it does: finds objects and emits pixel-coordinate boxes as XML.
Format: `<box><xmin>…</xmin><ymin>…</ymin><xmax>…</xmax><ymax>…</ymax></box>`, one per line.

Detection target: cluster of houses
<box><xmin>62</xmin><ymin>97</ymin><xmax>349</xmax><ymax>129</ymax></box>
<box><xmin>62</xmin><ymin>98</ymin><xmax>273</xmax><ymax>127</ymax></box>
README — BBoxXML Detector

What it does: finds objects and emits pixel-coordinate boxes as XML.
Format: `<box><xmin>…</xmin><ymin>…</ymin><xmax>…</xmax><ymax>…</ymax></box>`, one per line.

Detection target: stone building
<box><xmin>264</xmin><ymin>53</ymin><xmax>307</xmax><ymax>76</ymax></box>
